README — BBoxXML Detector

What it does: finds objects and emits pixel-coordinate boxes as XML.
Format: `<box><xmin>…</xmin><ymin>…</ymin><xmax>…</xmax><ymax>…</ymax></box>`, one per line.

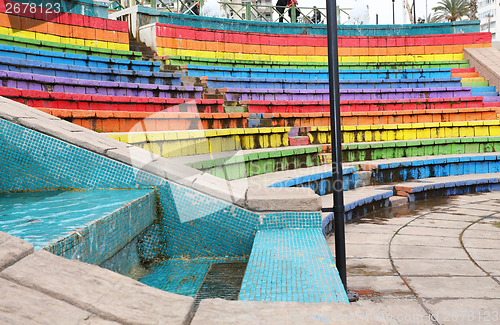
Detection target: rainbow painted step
<box><xmin>200</xmin><ymin>76</ymin><xmax>463</xmax><ymax>90</ymax></box>
<box><xmin>0</xmin><ymin>87</ymin><xmax>223</xmax><ymax>113</ymax></box>
<box><xmin>308</xmin><ymin>121</ymin><xmax>500</xmax><ymax>144</ymax></box>
<box><xmin>0</xmin><ymin>10</ymin><xmax>129</xmax><ymax>50</ymax></box>
<box><xmin>39</xmin><ymin>109</ymin><xmax>250</xmax><ymax>132</ymax></box>
<box><xmin>107</xmin><ymin>127</ymin><xmax>291</xmax><ymax>158</ymax></box>
<box><xmin>243</xmin><ymin>97</ymin><xmax>497</xmax><ymax>114</ymax></box>
<box><xmin>0</xmin><ymin>44</ymin><xmax>160</xmax><ymax>71</ymax></box>
<box><xmin>342</xmin><ymin>136</ymin><xmax>500</xmax><ymax>162</ymax></box>
<box><xmin>222</xmin><ymin>87</ymin><xmax>472</xmax><ymax>102</ymax></box>
<box><xmin>0</xmin><ymin>70</ymin><xmax>199</xmax><ymax>98</ymax></box>
<box><xmin>182</xmin><ymin>65</ymin><xmax>453</xmax><ymax>80</ymax></box>
<box><xmin>165</xmin><ymin>55</ymin><xmax>470</xmax><ymax>70</ymax></box>
<box><xmin>152</xmin><ymin>22</ymin><xmax>489</xmax><ymax>62</ymax></box>
<box><xmin>0</xmin><ymin>56</ymin><xmax>178</xmax><ymax>85</ymax></box>
<box><xmin>0</xmin><ymin>33</ymin><xmax>142</xmax><ymax>61</ymax></box>
<box><xmin>37</xmin><ymin>107</ymin><xmax>497</xmax><ymax>133</ymax></box>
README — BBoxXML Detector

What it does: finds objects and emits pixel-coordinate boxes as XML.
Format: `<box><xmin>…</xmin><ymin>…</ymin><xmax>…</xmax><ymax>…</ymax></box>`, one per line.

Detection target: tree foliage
<box><xmin>432</xmin><ymin>0</ymin><xmax>470</xmax><ymax>22</ymax></box>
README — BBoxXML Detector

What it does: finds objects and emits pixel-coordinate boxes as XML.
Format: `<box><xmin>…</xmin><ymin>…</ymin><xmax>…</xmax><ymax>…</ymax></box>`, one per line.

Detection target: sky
<box><xmin>307</xmin><ymin>0</ymin><xmax>442</xmax><ymax>25</ymax></box>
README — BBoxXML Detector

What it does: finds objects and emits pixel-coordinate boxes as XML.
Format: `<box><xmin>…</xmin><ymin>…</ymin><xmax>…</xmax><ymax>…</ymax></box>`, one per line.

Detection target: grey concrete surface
<box><xmin>327</xmin><ymin>192</ymin><xmax>500</xmax><ymax>325</ymax></box>
<box><xmin>191</xmin><ymin>299</ymin><xmax>390</xmax><ymax>324</ymax></box>
<box><xmin>0</xmin><ymin>232</ymin><xmax>34</xmax><ymax>272</ymax></box>
<box><xmin>246</xmin><ymin>187</ymin><xmax>321</xmax><ymax>211</ymax></box>
<box><xmin>0</xmin><ymin>250</ymin><xmax>193</xmax><ymax>325</ymax></box>
<box><xmin>0</xmin><ymin>278</ymin><xmax>119</xmax><ymax>325</ymax></box>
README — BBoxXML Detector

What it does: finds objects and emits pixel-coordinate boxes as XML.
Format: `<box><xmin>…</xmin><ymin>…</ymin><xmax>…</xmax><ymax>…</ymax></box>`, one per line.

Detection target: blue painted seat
<box><xmin>0</xmin><ymin>44</ymin><xmax>161</xmax><ymax>72</ymax></box>
<box><xmin>202</xmin><ymin>76</ymin><xmax>463</xmax><ymax>90</ymax></box>
<box><xmin>183</xmin><ymin>64</ymin><xmax>452</xmax><ymax>80</ymax></box>
<box><xmin>0</xmin><ymin>56</ymin><xmax>181</xmax><ymax>85</ymax></box>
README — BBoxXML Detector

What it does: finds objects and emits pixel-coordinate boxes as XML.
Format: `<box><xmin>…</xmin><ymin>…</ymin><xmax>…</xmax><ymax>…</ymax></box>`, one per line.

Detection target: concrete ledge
<box><xmin>464</xmin><ymin>47</ymin><xmax>500</xmax><ymax>93</ymax></box>
<box><xmin>192</xmin><ymin>298</ymin><xmax>389</xmax><ymax>324</ymax></box>
<box><xmin>0</xmin><ymin>232</ymin><xmax>34</xmax><ymax>272</ymax></box>
<box><xmin>246</xmin><ymin>187</ymin><xmax>321</xmax><ymax>212</ymax></box>
<box><xmin>0</xmin><ymin>278</ymin><xmax>117</xmax><ymax>325</ymax></box>
<box><xmin>0</xmin><ymin>250</ymin><xmax>194</xmax><ymax>325</ymax></box>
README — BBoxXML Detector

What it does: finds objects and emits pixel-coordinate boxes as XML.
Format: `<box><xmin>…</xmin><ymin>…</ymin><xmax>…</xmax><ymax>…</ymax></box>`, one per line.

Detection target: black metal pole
<box><xmin>413</xmin><ymin>0</ymin><xmax>416</xmax><ymax>24</ymax></box>
<box><xmin>326</xmin><ymin>0</ymin><xmax>357</xmax><ymax>303</ymax></box>
<box><xmin>392</xmin><ymin>0</ymin><xmax>395</xmax><ymax>25</ymax></box>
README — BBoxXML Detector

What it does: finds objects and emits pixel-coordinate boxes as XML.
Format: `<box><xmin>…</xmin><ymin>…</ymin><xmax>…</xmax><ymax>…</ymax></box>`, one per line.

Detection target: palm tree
<box><xmin>426</xmin><ymin>13</ymin><xmax>442</xmax><ymax>24</ymax></box>
<box><xmin>432</xmin><ymin>0</ymin><xmax>470</xmax><ymax>22</ymax></box>
<box><xmin>469</xmin><ymin>0</ymin><xmax>478</xmax><ymax>20</ymax></box>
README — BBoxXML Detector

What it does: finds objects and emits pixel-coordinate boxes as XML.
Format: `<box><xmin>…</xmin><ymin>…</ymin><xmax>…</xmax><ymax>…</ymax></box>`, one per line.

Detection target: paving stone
<box><xmin>345</xmin><ymin>224</ymin><xmax>401</xmax><ymax>234</ymax></box>
<box><xmin>406</xmin><ymin>219</ymin><xmax>472</xmax><ymax>229</ymax></box>
<box><xmin>465</xmin><ymin>248</ymin><xmax>500</xmax><ymax>261</ymax></box>
<box><xmin>462</xmin><ymin>228</ymin><xmax>500</xmax><ymax>240</ymax></box>
<box><xmin>191</xmin><ymin>298</ymin><xmax>390</xmax><ymax>325</ymax></box>
<box><xmin>0</xmin><ymin>250</ymin><xmax>193</xmax><ymax>325</ymax></box>
<box><xmin>391</xmin><ymin>234</ymin><xmax>461</xmax><ymax>248</ymax></box>
<box><xmin>475</xmin><ymin>261</ymin><xmax>500</xmax><ymax>276</ymax></box>
<box><xmin>0</xmin><ymin>278</ymin><xmax>118</xmax><ymax>325</ymax></box>
<box><xmin>396</xmin><ymin>226</ymin><xmax>463</xmax><ymax>237</ymax></box>
<box><xmin>0</xmin><ymin>232</ymin><xmax>33</xmax><ymax>272</ymax></box>
<box><xmin>347</xmin><ymin>276</ymin><xmax>411</xmax><ymax>296</ymax></box>
<box><xmin>453</xmin><ymin>203</ymin><xmax>500</xmax><ymax>213</ymax></box>
<box><xmin>346</xmin><ymin>244</ymin><xmax>389</xmax><ymax>259</ymax></box>
<box><xmin>393</xmin><ymin>259</ymin><xmax>485</xmax><ymax>276</ymax></box>
<box><xmin>352</xmin><ymin>296</ymin><xmax>435</xmax><ymax>325</ymax></box>
<box><xmin>390</xmin><ymin>246</ymin><xmax>469</xmax><ymax>260</ymax></box>
<box><xmin>345</xmin><ymin>232</ymin><xmax>395</xmax><ymax>245</ymax></box>
<box><xmin>246</xmin><ymin>187</ymin><xmax>321</xmax><ymax>211</ymax></box>
<box><xmin>468</xmin><ymin>222</ymin><xmax>500</xmax><ymax>232</ymax></box>
<box><xmin>419</xmin><ymin>212</ymin><xmax>481</xmax><ymax>223</ymax></box>
<box><xmin>462</xmin><ymin>237</ymin><xmax>500</xmax><ymax>249</ymax></box>
<box><xmin>345</xmin><ymin>258</ymin><xmax>397</xmax><ymax>276</ymax></box>
<box><xmin>439</xmin><ymin>207</ymin><xmax>495</xmax><ymax>217</ymax></box>
<box><xmin>404</xmin><ymin>277</ymin><xmax>500</xmax><ymax>299</ymax></box>
<box><xmin>423</xmin><ymin>298</ymin><xmax>500</xmax><ymax>325</ymax></box>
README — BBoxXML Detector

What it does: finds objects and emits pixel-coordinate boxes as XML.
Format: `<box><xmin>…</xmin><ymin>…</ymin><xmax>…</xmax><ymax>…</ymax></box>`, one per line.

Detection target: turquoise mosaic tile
<box><xmin>0</xmin><ymin>189</ymin><xmax>155</xmax><ymax>265</ymax></box>
<box><xmin>258</xmin><ymin>212</ymin><xmax>321</xmax><ymax>230</ymax></box>
<box><xmin>140</xmin><ymin>257</ymin><xmax>248</xmax><ymax>297</ymax></box>
<box><xmin>239</xmin><ymin>228</ymin><xmax>349</xmax><ymax>304</ymax></box>
<box><xmin>0</xmin><ymin>119</ymin><xmax>162</xmax><ymax>192</ymax></box>
<box><xmin>154</xmin><ymin>182</ymin><xmax>260</xmax><ymax>259</ymax></box>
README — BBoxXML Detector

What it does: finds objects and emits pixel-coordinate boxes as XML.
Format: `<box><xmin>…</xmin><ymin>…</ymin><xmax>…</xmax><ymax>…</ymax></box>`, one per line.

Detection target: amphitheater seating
<box><xmin>0</xmin><ymin>56</ymin><xmax>177</xmax><ymax>84</ymax></box>
<box><xmin>0</xmin><ymin>45</ymin><xmax>158</xmax><ymax>71</ymax></box>
<box><xmin>0</xmin><ymin>10</ymin><xmax>129</xmax><ymax>50</ymax></box>
<box><xmin>0</xmin><ymin>32</ymin><xmax>142</xmax><ymax>60</ymax></box>
<box><xmin>199</xmin><ymin>76</ymin><xmax>463</xmax><ymax>90</ymax></box>
<box><xmin>221</xmin><ymin>87</ymin><xmax>472</xmax><ymax>102</ymax></box>
<box><xmin>154</xmin><ymin>23</ymin><xmax>490</xmax><ymax>61</ymax></box>
<box><xmin>0</xmin><ymin>70</ymin><xmax>198</xmax><ymax>98</ymax></box>
<box><xmin>182</xmin><ymin>65</ymin><xmax>453</xmax><ymax>79</ymax></box>
<box><xmin>165</xmin><ymin>56</ymin><xmax>471</xmax><ymax>69</ymax></box>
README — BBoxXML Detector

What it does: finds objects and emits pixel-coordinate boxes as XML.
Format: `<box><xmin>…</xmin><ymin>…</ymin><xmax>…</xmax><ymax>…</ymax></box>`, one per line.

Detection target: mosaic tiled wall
<box><xmin>155</xmin><ymin>182</ymin><xmax>260</xmax><ymax>258</ymax></box>
<box><xmin>257</xmin><ymin>212</ymin><xmax>321</xmax><ymax>231</ymax></box>
<box><xmin>45</xmin><ymin>191</ymin><xmax>157</xmax><ymax>266</ymax></box>
<box><xmin>0</xmin><ymin>118</ymin><xmax>260</xmax><ymax>263</ymax></box>
<box><xmin>0</xmin><ymin>119</ymin><xmax>162</xmax><ymax>192</ymax></box>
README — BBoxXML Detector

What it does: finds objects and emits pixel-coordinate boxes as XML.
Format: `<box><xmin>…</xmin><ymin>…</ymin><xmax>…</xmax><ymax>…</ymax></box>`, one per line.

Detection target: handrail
<box><xmin>109</xmin><ymin>0</ymin><xmax>351</xmax><ymax>24</ymax></box>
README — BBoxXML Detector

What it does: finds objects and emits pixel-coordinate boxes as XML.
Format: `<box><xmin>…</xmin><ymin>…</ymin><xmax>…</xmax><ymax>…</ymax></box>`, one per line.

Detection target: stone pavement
<box><xmin>0</xmin><ymin>232</ymin><xmax>194</xmax><ymax>325</ymax></box>
<box><xmin>325</xmin><ymin>191</ymin><xmax>500</xmax><ymax>325</ymax></box>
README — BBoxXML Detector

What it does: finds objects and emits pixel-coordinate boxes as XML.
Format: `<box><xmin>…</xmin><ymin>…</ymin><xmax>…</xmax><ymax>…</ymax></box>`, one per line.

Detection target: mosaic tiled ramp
<box><xmin>239</xmin><ymin>228</ymin><xmax>349</xmax><ymax>304</ymax></box>
<box><xmin>139</xmin><ymin>257</ymin><xmax>247</xmax><ymax>297</ymax></box>
<box><xmin>0</xmin><ymin>189</ymin><xmax>155</xmax><ymax>264</ymax></box>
